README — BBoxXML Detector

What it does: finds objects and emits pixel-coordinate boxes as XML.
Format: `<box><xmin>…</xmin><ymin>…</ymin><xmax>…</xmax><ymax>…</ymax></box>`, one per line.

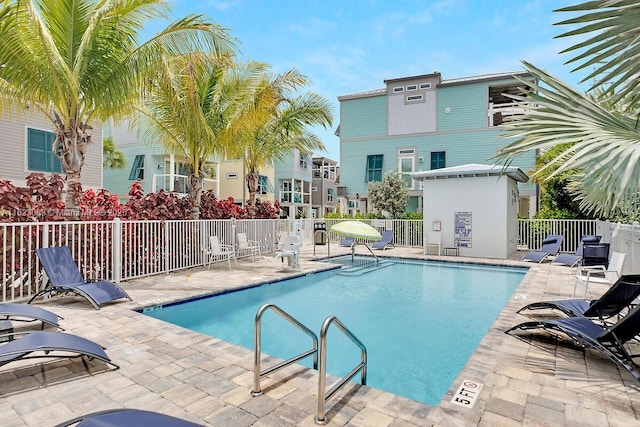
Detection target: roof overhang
<box><xmin>412</xmin><ymin>163</ymin><xmax>529</xmax><ymax>183</ymax></box>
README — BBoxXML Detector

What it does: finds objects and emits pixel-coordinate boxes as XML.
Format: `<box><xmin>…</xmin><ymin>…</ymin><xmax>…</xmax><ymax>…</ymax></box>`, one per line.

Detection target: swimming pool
<box><xmin>143</xmin><ymin>256</ymin><xmax>526</xmax><ymax>406</ymax></box>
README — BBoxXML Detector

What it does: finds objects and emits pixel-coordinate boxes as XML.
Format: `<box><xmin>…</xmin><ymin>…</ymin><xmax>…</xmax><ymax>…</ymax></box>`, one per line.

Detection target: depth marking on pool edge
<box><xmin>450</xmin><ymin>380</ymin><xmax>483</xmax><ymax>408</ymax></box>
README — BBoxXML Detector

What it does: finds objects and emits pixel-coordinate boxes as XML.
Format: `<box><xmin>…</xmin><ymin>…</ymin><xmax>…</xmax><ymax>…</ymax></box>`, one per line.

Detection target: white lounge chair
<box><xmin>205</xmin><ymin>236</ymin><xmax>236</xmax><ymax>269</ymax></box>
<box><xmin>273</xmin><ymin>236</ymin><xmax>302</xmax><ymax>270</ymax></box>
<box><xmin>574</xmin><ymin>251</ymin><xmax>626</xmax><ymax>297</ymax></box>
<box><xmin>237</xmin><ymin>232</ymin><xmax>261</xmax><ymax>261</ymax></box>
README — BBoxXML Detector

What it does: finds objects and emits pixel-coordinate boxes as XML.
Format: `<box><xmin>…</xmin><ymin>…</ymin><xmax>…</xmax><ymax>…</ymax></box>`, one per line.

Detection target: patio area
<box><xmin>2</xmin><ymin>243</ymin><xmax>640</xmax><ymax>426</ymax></box>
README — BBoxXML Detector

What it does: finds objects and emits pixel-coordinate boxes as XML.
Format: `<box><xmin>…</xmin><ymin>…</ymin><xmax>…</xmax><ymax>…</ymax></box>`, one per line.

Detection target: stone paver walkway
<box><xmin>2</xmin><ymin>243</ymin><xmax>640</xmax><ymax>426</ymax></box>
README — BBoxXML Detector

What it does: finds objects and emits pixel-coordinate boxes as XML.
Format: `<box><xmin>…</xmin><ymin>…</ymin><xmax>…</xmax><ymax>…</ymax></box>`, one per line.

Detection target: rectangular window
<box><xmin>406</xmin><ymin>94</ymin><xmax>424</xmax><ymax>102</ymax></box>
<box><xmin>27</xmin><ymin>128</ymin><xmax>63</xmax><ymax>173</ymax></box>
<box><xmin>256</xmin><ymin>175</ymin><xmax>269</xmax><ymax>195</ymax></box>
<box><xmin>431</xmin><ymin>151</ymin><xmax>446</xmax><ymax>169</ymax></box>
<box><xmin>226</xmin><ymin>172</ymin><xmax>238</xmax><ymax>179</ymax></box>
<box><xmin>365</xmin><ymin>154</ymin><xmax>383</xmax><ymax>182</ymax></box>
<box><xmin>419</xmin><ymin>82</ymin><xmax>431</xmax><ymax>89</ymax></box>
<box><xmin>406</xmin><ymin>84</ymin><xmax>418</xmax><ymax>91</ymax></box>
<box><xmin>393</xmin><ymin>86</ymin><xmax>404</xmax><ymax>93</ymax></box>
<box><xmin>299</xmin><ymin>153</ymin><xmax>308</xmax><ymax>168</ymax></box>
<box><xmin>327</xmin><ymin>188</ymin><xmax>335</xmax><ymax>202</ymax></box>
<box><xmin>129</xmin><ymin>154</ymin><xmax>145</xmax><ymax>180</ymax></box>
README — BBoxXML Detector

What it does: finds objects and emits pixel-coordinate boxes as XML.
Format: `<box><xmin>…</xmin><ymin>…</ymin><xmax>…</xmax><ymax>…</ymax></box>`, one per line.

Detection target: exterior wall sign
<box><xmin>454</xmin><ymin>211</ymin><xmax>472</xmax><ymax>248</ymax></box>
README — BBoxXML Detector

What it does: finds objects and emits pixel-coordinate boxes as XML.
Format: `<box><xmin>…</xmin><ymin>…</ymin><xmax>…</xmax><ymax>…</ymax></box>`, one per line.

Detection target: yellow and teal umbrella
<box><xmin>330</xmin><ymin>221</ymin><xmax>382</xmax><ymax>241</ymax></box>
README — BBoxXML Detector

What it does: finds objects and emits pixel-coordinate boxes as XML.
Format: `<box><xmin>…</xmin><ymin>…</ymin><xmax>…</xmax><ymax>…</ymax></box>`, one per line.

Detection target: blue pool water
<box><xmin>143</xmin><ymin>256</ymin><xmax>526</xmax><ymax>405</ymax></box>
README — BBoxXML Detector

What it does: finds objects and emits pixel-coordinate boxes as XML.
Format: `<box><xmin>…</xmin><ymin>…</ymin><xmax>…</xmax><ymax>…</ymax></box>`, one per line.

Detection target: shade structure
<box><xmin>330</xmin><ymin>221</ymin><xmax>382</xmax><ymax>241</ymax></box>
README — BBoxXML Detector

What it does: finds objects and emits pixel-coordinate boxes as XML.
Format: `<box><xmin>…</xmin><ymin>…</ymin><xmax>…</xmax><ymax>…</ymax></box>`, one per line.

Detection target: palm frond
<box><xmin>554</xmin><ymin>0</ymin><xmax>640</xmax><ymax>107</ymax></box>
<box><xmin>495</xmin><ymin>61</ymin><xmax>640</xmax><ymax>216</ymax></box>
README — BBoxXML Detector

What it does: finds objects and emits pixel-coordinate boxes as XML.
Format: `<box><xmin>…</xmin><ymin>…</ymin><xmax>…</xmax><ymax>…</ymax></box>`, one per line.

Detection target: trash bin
<box><xmin>314</xmin><ymin>222</ymin><xmax>326</xmax><ymax>245</ymax></box>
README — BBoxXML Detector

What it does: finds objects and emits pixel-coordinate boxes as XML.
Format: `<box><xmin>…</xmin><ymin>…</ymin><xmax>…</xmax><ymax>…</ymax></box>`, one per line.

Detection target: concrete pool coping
<box><xmin>2</xmin><ymin>244</ymin><xmax>640</xmax><ymax>426</ymax></box>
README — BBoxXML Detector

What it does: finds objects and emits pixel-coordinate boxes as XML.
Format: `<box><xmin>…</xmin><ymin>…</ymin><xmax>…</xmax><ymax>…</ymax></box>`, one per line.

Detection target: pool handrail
<box><xmin>252</xmin><ymin>303</ymin><xmax>319</xmax><ymax>396</ymax></box>
<box><xmin>315</xmin><ymin>315</ymin><xmax>367</xmax><ymax>425</ymax></box>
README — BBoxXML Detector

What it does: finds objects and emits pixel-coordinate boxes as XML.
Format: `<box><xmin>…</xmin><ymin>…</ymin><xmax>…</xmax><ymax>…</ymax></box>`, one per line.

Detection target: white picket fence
<box><xmin>3</xmin><ymin>217</ymin><xmax>638</xmax><ymax>303</ymax></box>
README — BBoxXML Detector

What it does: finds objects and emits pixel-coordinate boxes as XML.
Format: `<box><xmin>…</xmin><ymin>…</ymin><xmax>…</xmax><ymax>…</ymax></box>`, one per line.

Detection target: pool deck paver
<box><xmin>2</xmin><ymin>243</ymin><xmax>640</xmax><ymax>426</ymax></box>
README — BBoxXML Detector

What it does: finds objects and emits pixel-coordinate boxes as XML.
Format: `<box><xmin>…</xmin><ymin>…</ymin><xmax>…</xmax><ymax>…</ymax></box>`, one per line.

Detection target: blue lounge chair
<box><xmin>0</xmin><ymin>303</ymin><xmax>62</xmax><ymax>329</ymax></box>
<box><xmin>30</xmin><ymin>246</ymin><xmax>131</xmax><ymax>310</ymax></box>
<box><xmin>340</xmin><ymin>237</ymin><xmax>355</xmax><ymax>247</ymax></box>
<box><xmin>552</xmin><ymin>235</ymin><xmax>601</xmax><ymax>267</ymax></box>
<box><xmin>0</xmin><ymin>330</ymin><xmax>118</xmax><ymax>369</ymax></box>
<box><xmin>516</xmin><ymin>274</ymin><xmax>640</xmax><ymax>322</ymax></box>
<box><xmin>521</xmin><ymin>235</ymin><xmax>564</xmax><ymax>263</ymax></box>
<box><xmin>372</xmin><ymin>231</ymin><xmax>395</xmax><ymax>250</ymax></box>
<box><xmin>56</xmin><ymin>409</ymin><xmax>202</xmax><ymax>426</ymax></box>
<box><xmin>506</xmin><ymin>302</ymin><xmax>640</xmax><ymax>381</ymax></box>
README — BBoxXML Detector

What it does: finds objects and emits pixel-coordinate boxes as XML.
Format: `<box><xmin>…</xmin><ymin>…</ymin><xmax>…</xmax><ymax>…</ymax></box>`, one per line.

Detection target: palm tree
<box><xmin>103</xmin><ymin>136</ymin><xmax>125</xmax><ymax>169</ymax></box>
<box><xmin>138</xmin><ymin>56</ymin><xmax>277</xmax><ymax>218</ymax></box>
<box><xmin>494</xmin><ymin>1</ymin><xmax>640</xmax><ymax>217</ymax></box>
<box><xmin>0</xmin><ymin>0</ymin><xmax>235</xmax><ymax>208</ymax></box>
<box><xmin>228</xmin><ymin>66</ymin><xmax>333</xmax><ymax>217</ymax></box>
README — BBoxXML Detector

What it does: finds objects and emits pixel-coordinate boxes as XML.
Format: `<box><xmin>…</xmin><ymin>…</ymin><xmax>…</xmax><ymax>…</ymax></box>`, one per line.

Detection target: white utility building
<box><xmin>413</xmin><ymin>164</ymin><xmax>529</xmax><ymax>259</ymax></box>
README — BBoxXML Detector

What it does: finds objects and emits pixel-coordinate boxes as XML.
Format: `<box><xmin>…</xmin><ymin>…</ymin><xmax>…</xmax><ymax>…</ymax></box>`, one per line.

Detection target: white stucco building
<box><xmin>413</xmin><ymin>164</ymin><xmax>529</xmax><ymax>259</ymax></box>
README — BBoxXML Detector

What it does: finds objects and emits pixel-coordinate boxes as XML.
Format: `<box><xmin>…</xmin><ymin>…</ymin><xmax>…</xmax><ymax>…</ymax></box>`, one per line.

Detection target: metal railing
<box><xmin>252</xmin><ymin>304</ymin><xmax>318</xmax><ymax>396</ymax></box>
<box><xmin>315</xmin><ymin>315</ymin><xmax>367</xmax><ymax>425</ymax></box>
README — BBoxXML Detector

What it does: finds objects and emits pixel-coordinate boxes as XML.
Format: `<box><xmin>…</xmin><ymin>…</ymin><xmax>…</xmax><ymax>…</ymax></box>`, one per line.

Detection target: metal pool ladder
<box><xmin>251</xmin><ymin>303</ymin><xmax>367</xmax><ymax>425</ymax></box>
<box><xmin>315</xmin><ymin>315</ymin><xmax>367</xmax><ymax>425</ymax></box>
<box><xmin>252</xmin><ymin>303</ymin><xmax>318</xmax><ymax>397</ymax></box>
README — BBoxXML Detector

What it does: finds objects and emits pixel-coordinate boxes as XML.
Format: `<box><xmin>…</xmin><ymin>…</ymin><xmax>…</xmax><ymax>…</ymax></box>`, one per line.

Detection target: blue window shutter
<box><xmin>129</xmin><ymin>155</ymin><xmax>145</xmax><ymax>180</ymax></box>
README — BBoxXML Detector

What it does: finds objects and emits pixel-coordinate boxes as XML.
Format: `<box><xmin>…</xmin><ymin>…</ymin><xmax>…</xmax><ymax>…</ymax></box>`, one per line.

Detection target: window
<box><xmin>327</xmin><ymin>188</ymin><xmax>335</xmax><ymax>202</ymax></box>
<box><xmin>129</xmin><ymin>155</ymin><xmax>145</xmax><ymax>180</ymax></box>
<box><xmin>365</xmin><ymin>154</ymin><xmax>383</xmax><ymax>182</ymax></box>
<box><xmin>406</xmin><ymin>84</ymin><xmax>418</xmax><ymax>91</ymax></box>
<box><xmin>256</xmin><ymin>175</ymin><xmax>270</xmax><ymax>195</ymax></box>
<box><xmin>393</xmin><ymin>86</ymin><xmax>404</xmax><ymax>93</ymax></box>
<box><xmin>430</xmin><ymin>151</ymin><xmax>446</xmax><ymax>169</ymax></box>
<box><xmin>299</xmin><ymin>153</ymin><xmax>308</xmax><ymax>168</ymax></box>
<box><xmin>226</xmin><ymin>172</ymin><xmax>238</xmax><ymax>179</ymax></box>
<box><xmin>419</xmin><ymin>82</ymin><xmax>431</xmax><ymax>90</ymax></box>
<box><xmin>27</xmin><ymin>128</ymin><xmax>63</xmax><ymax>173</ymax></box>
<box><xmin>406</xmin><ymin>94</ymin><xmax>424</xmax><ymax>102</ymax></box>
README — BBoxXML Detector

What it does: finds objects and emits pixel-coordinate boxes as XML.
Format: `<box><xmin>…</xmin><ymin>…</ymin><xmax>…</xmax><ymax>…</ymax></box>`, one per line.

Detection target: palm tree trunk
<box><xmin>245</xmin><ymin>173</ymin><xmax>258</xmax><ymax>218</ymax></box>
<box><xmin>188</xmin><ymin>173</ymin><xmax>204</xmax><ymax>219</ymax></box>
<box><xmin>53</xmin><ymin>118</ymin><xmax>91</xmax><ymax>211</ymax></box>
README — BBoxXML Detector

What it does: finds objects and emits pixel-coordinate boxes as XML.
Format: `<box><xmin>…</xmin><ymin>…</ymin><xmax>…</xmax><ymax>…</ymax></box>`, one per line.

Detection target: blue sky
<box><xmin>163</xmin><ymin>0</ymin><xmax>588</xmax><ymax>162</ymax></box>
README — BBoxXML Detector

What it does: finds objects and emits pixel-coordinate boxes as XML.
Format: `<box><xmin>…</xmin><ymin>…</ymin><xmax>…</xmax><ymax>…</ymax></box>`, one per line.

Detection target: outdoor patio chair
<box><xmin>339</xmin><ymin>236</ymin><xmax>355</xmax><ymax>247</ymax></box>
<box><xmin>574</xmin><ymin>251</ymin><xmax>625</xmax><ymax>298</ymax></box>
<box><xmin>516</xmin><ymin>274</ymin><xmax>640</xmax><ymax>323</ymax></box>
<box><xmin>521</xmin><ymin>235</ymin><xmax>564</xmax><ymax>263</ymax></box>
<box><xmin>551</xmin><ymin>235</ymin><xmax>601</xmax><ymax>267</ymax></box>
<box><xmin>31</xmin><ymin>246</ymin><xmax>132</xmax><ymax>310</ymax></box>
<box><xmin>0</xmin><ymin>330</ymin><xmax>118</xmax><ymax>370</ymax></box>
<box><xmin>273</xmin><ymin>235</ymin><xmax>301</xmax><ymax>270</ymax></box>
<box><xmin>205</xmin><ymin>236</ymin><xmax>236</xmax><ymax>270</ymax></box>
<box><xmin>237</xmin><ymin>232</ymin><xmax>261</xmax><ymax>261</ymax></box>
<box><xmin>0</xmin><ymin>303</ymin><xmax>62</xmax><ymax>330</ymax></box>
<box><xmin>505</xmin><ymin>301</ymin><xmax>640</xmax><ymax>382</ymax></box>
<box><xmin>55</xmin><ymin>408</ymin><xmax>203</xmax><ymax>427</ymax></box>
<box><xmin>372</xmin><ymin>230</ymin><xmax>395</xmax><ymax>250</ymax></box>
<box><xmin>581</xmin><ymin>242</ymin><xmax>611</xmax><ymax>268</ymax></box>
